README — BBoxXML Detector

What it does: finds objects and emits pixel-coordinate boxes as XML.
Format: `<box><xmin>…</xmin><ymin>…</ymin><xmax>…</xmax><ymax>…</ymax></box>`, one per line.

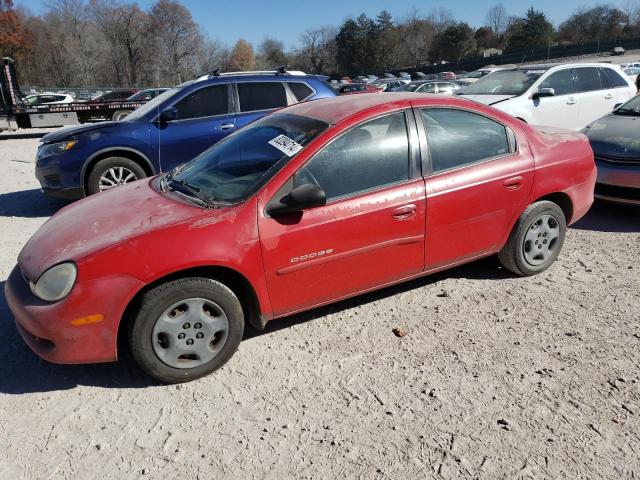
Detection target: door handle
<box><xmin>392</xmin><ymin>204</ymin><xmax>416</xmax><ymax>220</ymax></box>
<box><xmin>566</xmin><ymin>97</ymin><xmax>576</xmax><ymax>105</ymax></box>
<box><xmin>503</xmin><ymin>176</ymin><xmax>523</xmax><ymax>190</ymax></box>
<box><xmin>604</xmin><ymin>93</ymin><xmax>614</xmax><ymax>99</ymax></box>
<box><xmin>218</xmin><ymin>123</ymin><xmax>235</xmax><ymax>131</ymax></box>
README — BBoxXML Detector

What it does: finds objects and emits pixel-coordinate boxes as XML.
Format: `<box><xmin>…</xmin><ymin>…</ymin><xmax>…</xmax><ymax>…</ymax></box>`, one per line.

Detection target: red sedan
<box><xmin>6</xmin><ymin>94</ymin><xmax>596</xmax><ymax>383</ymax></box>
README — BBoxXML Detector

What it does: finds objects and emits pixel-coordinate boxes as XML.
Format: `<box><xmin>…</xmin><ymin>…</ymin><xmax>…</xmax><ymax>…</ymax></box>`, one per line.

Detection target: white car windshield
<box><xmin>461</xmin><ymin>70</ymin><xmax>544</xmax><ymax>96</ymax></box>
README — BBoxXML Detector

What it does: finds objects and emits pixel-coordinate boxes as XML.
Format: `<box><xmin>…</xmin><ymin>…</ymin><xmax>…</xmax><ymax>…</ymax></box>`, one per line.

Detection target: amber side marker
<box><xmin>70</xmin><ymin>314</ymin><xmax>104</xmax><ymax>326</ymax></box>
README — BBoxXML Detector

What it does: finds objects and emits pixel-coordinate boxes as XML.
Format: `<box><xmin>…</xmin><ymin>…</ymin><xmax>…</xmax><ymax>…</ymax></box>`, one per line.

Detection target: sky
<box><xmin>15</xmin><ymin>0</ymin><xmax>614</xmax><ymax>49</ymax></box>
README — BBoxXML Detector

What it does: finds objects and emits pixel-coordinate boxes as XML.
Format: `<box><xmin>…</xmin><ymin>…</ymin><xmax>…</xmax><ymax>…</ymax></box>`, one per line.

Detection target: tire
<box><xmin>112</xmin><ymin>110</ymin><xmax>132</xmax><ymax>121</ymax></box>
<box><xmin>129</xmin><ymin>277</ymin><xmax>245</xmax><ymax>383</ymax></box>
<box><xmin>86</xmin><ymin>157</ymin><xmax>147</xmax><ymax>195</ymax></box>
<box><xmin>498</xmin><ymin>201</ymin><xmax>566</xmax><ymax>276</ymax></box>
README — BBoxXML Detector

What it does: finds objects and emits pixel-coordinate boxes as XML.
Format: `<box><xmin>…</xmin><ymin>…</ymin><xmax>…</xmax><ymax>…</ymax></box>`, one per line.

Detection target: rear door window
<box><xmin>174</xmin><ymin>84</ymin><xmax>229</xmax><ymax>120</ymax></box>
<box><xmin>238</xmin><ymin>82</ymin><xmax>288</xmax><ymax>112</ymax></box>
<box><xmin>419</xmin><ymin>83</ymin><xmax>436</xmax><ymax>93</ymax></box>
<box><xmin>576</xmin><ymin>67</ymin><xmax>606</xmax><ymax>92</ymax></box>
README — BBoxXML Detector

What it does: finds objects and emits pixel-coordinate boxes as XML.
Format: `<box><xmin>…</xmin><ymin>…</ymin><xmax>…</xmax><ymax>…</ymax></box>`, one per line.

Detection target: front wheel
<box><xmin>128</xmin><ymin>278</ymin><xmax>245</xmax><ymax>383</ymax></box>
<box><xmin>498</xmin><ymin>201</ymin><xmax>566</xmax><ymax>276</ymax></box>
<box><xmin>86</xmin><ymin>157</ymin><xmax>147</xmax><ymax>195</ymax></box>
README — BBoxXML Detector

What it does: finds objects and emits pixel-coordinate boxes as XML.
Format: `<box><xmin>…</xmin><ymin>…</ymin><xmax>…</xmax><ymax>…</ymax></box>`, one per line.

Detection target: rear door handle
<box><xmin>392</xmin><ymin>204</ymin><xmax>416</xmax><ymax>220</ymax></box>
<box><xmin>218</xmin><ymin>123</ymin><xmax>235</xmax><ymax>131</ymax></box>
<box><xmin>503</xmin><ymin>176</ymin><xmax>523</xmax><ymax>190</ymax></box>
<box><xmin>566</xmin><ymin>97</ymin><xmax>576</xmax><ymax>105</ymax></box>
<box><xmin>604</xmin><ymin>93</ymin><xmax>614</xmax><ymax>99</ymax></box>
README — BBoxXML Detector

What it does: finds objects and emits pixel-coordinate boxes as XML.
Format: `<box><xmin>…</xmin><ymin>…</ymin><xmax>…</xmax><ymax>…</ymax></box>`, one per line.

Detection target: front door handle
<box><xmin>218</xmin><ymin>123</ymin><xmax>235</xmax><ymax>131</ymax></box>
<box><xmin>392</xmin><ymin>204</ymin><xmax>416</xmax><ymax>220</ymax></box>
<box><xmin>566</xmin><ymin>97</ymin><xmax>576</xmax><ymax>105</ymax></box>
<box><xmin>503</xmin><ymin>176</ymin><xmax>523</xmax><ymax>190</ymax></box>
<box><xmin>604</xmin><ymin>93</ymin><xmax>614</xmax><ymax>99</ymax></box>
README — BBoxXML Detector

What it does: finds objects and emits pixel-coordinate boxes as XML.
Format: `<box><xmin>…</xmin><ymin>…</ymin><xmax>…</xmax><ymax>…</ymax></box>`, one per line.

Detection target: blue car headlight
<box><xmin>38</xmin><ymin>140</ymin><xmax>78</xmax><ymax>158</ymax></box>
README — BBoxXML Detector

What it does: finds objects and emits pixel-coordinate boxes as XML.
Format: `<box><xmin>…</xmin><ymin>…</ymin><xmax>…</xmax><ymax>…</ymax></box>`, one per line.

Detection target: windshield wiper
<box><xmin>168</xmin><ymin>178</ymin><xmax>214</xmax><ymax>207</ymax></box>
<box><xmin>615</xmin><ymin>107</ymin><xmax>640</xmax><ymax>116</ymax></box>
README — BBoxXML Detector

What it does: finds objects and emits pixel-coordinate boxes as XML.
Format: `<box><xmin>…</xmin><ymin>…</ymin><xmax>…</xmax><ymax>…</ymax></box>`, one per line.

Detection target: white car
<box><xmin>457</xmin><ymin>66</ymin><xmax>505</xmax><ymax>85</ymax></box>
<box><xmin>459</xmin><ymin>63</ymin><xmax>636</xmax><ymax>130</ymax></box>
<box><xmin>620</xmin><ymin>62</ymin><xmax>640</xmax><ymax>69</ymax></box>
<box><xmin>24</xmin><ymin>92</ymin><xmax>75</xmax><ymax>106</ymax></box>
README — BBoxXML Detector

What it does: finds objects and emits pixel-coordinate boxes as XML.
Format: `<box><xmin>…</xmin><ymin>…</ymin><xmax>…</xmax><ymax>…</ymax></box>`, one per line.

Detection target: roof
<box><xmin>281</xmin><ymin>93</ymin><xmax>474</xmax><ymax>124</ymax></box>
<box><xmin>514</xmin><ymin>62</ymin><xmax>625</xmax><ymax>71</ymax></box>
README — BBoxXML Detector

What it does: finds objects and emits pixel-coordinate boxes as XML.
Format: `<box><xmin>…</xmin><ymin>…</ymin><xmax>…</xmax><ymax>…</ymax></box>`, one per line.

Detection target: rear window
<box><xmin>238</xmin><ymin>82</ymin><xmax>288</xmax><ymax>112</ymax></box>
<box><xmin>289</xmin><ymin>82</ymin><xmax>314</xmax><ymax>101</ymax></box>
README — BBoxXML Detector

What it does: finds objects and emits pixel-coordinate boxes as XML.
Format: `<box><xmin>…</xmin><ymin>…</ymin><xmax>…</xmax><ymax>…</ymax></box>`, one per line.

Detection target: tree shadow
<box><xmin>571</xmin><ymin>201</ymin><xmax>640</xmax><ymax>233</ymax></box>
<box><xmin>0</xmin><ymin>257</ymin><xmax>512</xmax><ymax>394</ymax></box>
<box><xmin>0</xmin><ymin>189</ymin><xmax>68</xmax><ymax>218</ymax></box>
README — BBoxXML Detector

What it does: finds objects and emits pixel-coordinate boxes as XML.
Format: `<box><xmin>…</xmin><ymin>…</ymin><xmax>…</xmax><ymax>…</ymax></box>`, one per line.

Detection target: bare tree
<box><xmin>621</xmin><ymin>0</ymin><xmax>639</xmax><ymax>28</ymax></box>
<box><xmin>255</xmin><ymin>37</ymin><xmax>287</xmax><ymax>69</ymax></box>
<box><xmin>397</xmin><ymin>8</ymin><xmax>436</xmax><ymax>67</ymax></box>
<box><xmin>149</xmin><ymin>0</ymin><xmax>202</xmax><ymax>84</ymax></box>
<box><xmin>428</xmin><ymin>7</ymin><xmax>455</xmax><ymax>33</ymax></box>
<box><xmin>486</xmin><ymin>3</ymin><xmax>508</xmax><ymax>36</ymax></box>
<box><xmin>298</xmin><ymin>26</ymin><xmax>337</xmax><ymax>74</ymax></box>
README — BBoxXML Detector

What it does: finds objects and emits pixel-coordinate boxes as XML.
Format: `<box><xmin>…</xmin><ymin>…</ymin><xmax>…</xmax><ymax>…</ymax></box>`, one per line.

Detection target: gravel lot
<box><xmin>0</xmin><ymin>135</ymin><xmax>639</xmax><ymax>479</ymax></box>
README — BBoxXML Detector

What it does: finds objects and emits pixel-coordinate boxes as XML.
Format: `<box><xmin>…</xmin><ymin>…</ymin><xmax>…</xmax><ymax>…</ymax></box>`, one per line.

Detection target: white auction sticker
<box><xmin>268</xmin><ymin>134</ymin><xmax>303</xmax><ymax>157</ymax></box>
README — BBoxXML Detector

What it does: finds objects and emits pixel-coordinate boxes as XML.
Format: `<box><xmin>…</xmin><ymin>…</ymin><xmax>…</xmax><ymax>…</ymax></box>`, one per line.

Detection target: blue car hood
<box><xmin>41</xmin><ymin>121</ymin><xmax>122</xmax><ymax>143</ymax></box>
<box><xmin>585</xmin><ymin>113</ymin><xmax>640</xmax><ymax>160</ymax></box>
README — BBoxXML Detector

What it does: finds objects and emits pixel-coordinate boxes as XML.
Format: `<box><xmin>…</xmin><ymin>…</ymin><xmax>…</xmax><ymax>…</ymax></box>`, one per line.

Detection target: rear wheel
<box><xmin>128</xmin><ymin>277</ymin><xmax>245</xmax><ymax>383</ymax></box>
<box><xmin>112</xmin><ymin>110</ymin><xmax>132</xmax><ymax>121</ymax></box>
<box><xmin>86</xmin><ymin>157</ymin><xmax>146</xmax><ymax>195</ymax></box>
<box><xmin>498</xmin><ymin>201</ymin><xmax>566</xmax><ymax>276</ymax></box>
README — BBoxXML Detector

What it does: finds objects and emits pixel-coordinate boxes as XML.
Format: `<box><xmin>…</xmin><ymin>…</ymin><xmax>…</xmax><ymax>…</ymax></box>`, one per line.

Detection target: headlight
<box><xmin>39</xmin><ymin>140</ymin><xmax>77</xmax><ymax>157</ymax></box>
<box><xmin>29</xmin><ymin>262</ymin><xmax>77</xmax><ymax>302</ymax></box>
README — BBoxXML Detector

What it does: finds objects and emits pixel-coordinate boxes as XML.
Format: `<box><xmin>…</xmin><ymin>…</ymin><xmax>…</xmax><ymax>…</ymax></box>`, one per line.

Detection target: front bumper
<box><xmin>595</xmin><ymin>160</ymin><xmax>640</xmax><ymax>205</ymax></box>
<box><xmin>4</xmin><ymin>266</ymin><xmax>143</xmax><ymax>364</ymax></box>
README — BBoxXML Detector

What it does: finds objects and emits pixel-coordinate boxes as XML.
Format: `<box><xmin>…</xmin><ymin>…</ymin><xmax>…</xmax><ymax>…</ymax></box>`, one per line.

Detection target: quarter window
<box><xmin>294</xmin><ymin>112</ymin><xmax>410</xmax><ymax>201</ymax></box>
<box><xmin>174</xmin><ymin>85</ymin><xmax>229</xmax><ymax>120</ymax></box>
<box><xmin>539</xmin><ymin>69</ymin><xmax>576</xmax><ymax>96</ymax></box>
<box><xmin>601</xmin><ymin>67</ymin><xmax>629</xmax><ymax>88</ymax></box>
<box><xmin>289</xmin><ymin>82</ymin><xmax>314</xmax><ymax>101</ymax></box>
<box><xmin>421</xmin><ymin>109</ymin><xmax>511</xmax><ymax>173</ymax></box>
<box><xmin>238</xmin><ymin>82</ymin><xmax>288</xmax><ymax>112</ymax></box>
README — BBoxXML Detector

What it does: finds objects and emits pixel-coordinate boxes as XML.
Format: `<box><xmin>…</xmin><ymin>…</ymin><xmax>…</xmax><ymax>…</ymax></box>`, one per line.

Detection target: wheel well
<box><xmin>534</xmin><ymin>192</ymin><xmax>573</xmax><ymax>223</ymax></box>
<box><xmin>83</xmin><ymin>150</ymin><xmax>154</xmax><ymax>193</ymax></box>
<box><xmin>117</xmin><ymin>266</ymin><xmax>263</xmax><ymax>355</ymax></box>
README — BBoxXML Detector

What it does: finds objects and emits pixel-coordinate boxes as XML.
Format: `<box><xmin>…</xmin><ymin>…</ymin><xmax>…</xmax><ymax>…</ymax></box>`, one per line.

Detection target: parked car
<box><xmin>620</xmin><ymin>62</ymin><xmax>640</xmax><ymax>69</ymax></box>
<box><xmin>438</xmin><ymin>71</ymin><xmax>457</xmax><ymax>80</ymax></box>
<box><xmin>612</xmin><ymin>46</ymin><xmax>626</xmax><ymax>56</ymax></box>
<box><xmin>24</xmin><ymin>93</ymin><xmax>75</xmax><ymax>106</ymax></box>
<box><xmin>396</xmin><ymin>81</ymin><xmax>461</xmax><ymax>95</ymax></box>
<box><xmin>338</xmin><ymin>83</ymin><xmax>383</xmax><ymax>95</ymax></box>
<box><xmin>583</xmin><ymin>94</ymin><xmax>640</xmax><ymax>205</ymax></box>
<box><xmin>623</xmin><ymin>67</ymin><xmax>640</xmax><ymax>79</ymax></box>
<box><xmin>127</xmin><ymin>88</ymin><xmax>170</xmax><ymax>101</ymax></box>
<box><xmin>398</xmin><ymin>71</ymin><xmax>411</xmax><ymax>79</ymax></box>
<box><xmin>6</xmin><ymin>93</ymin><xmax>596</xmax><ymax>383</ymax></box>
<box><xmin>35</xmin><ymin>71</ymin><xmax>337</xmax><ymax>199</ymax></box>
<box><xmin>369</xmin><ymin>78</ymin><xmax>410</xmax><ymax>91</ymax></box>
<box><xmin>458</xmin><ymin>63</ymin><xmax>636</xmax><ymax>130</ymax></box>
<box><xmin>87</xmin><ymin>89</ymin><xmax>140</xmax><ymax>103</ymax></box>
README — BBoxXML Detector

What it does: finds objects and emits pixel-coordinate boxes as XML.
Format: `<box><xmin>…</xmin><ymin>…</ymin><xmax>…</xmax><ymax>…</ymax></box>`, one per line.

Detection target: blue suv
<box><xmin>35</xmin><ymin>71</ymin><xmax>337</xmax><ymax>198</ymax></box>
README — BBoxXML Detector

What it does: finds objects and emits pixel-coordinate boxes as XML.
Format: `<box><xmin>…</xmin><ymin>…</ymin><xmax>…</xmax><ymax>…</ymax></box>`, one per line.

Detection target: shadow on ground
<box><xmin>572</xmin><ymin>200</ymin><xmax>640</xmax><ymax>233</ymax></box>
<box><xmin>0</xmin><ymin>189</ymin><xmax>68</xmax><ymax>218</ymax></box>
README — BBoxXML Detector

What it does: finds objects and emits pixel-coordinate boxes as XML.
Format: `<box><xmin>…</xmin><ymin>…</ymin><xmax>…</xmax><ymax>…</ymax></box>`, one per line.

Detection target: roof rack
<box><xmin>195</xmin><ymin>65</ymin><xmax>306</xmax><ymax>80</ymax></box>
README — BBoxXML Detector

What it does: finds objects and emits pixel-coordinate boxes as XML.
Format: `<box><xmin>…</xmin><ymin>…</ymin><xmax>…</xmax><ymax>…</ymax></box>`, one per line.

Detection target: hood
<box><xmin>584</xmin><ymin>113</ymin><xmax>640</xmax><ymax>160</ymax></box>
<box><xmin>41</xmin><ymin>121</ymin><xmax>120</xmax><ymax>143</ymax></box>
<box><xmin>18</xmin><ymin>179</ymin><xmax>208</xmax><ymax>279</ymax></box>
<box><xmin>457</xmin><ymin>94</ymin><xmax>515</xmax><ymax>106</ymax></box>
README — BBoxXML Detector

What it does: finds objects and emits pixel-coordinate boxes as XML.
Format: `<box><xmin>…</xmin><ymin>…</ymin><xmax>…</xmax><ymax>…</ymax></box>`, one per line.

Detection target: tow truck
<box><xmin>1</xmin><ymin>57</ymin><xmax>146</xmax><ymax>130</ymax></box>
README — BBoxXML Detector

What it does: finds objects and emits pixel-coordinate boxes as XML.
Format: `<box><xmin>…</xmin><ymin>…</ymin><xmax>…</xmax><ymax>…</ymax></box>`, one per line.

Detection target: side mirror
<box><xmin>267</xmin><ymin>184</ymin><xmax>326</xmax><ymax>216</ymax></box>
<box><xmin>532</xmin><ymin>87</ymin><xmax>555</xmax><ymax>99</ymax></box>
<box><xmin>158</xmin><ymin>106</ymin><xmax>177</xmax><ymax>123</ymax></box>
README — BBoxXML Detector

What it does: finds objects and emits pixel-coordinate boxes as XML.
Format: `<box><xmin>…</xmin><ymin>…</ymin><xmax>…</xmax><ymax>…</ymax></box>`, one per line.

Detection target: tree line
<box><xmin>1</xmin><ymin>0</ymin><xmax>640</xmax><ymax>88</ymax></box>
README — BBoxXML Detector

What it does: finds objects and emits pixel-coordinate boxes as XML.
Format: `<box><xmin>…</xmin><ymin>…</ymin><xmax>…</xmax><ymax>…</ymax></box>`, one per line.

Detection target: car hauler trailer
<box><xmin>0</xmin><ymin>57</ymin><xmax>146</xmax><ymax>131</ymax></box>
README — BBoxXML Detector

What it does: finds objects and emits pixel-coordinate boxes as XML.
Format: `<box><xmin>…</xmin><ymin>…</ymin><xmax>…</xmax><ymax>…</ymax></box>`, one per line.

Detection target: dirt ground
<box><xmin>0</xmin><ymin>134</ymin><xmax>639</xmax><ymax>480</ymax></box>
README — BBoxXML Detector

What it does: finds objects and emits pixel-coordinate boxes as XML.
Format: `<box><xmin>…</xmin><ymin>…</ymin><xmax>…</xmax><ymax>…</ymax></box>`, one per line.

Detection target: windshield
<box><xmin>167</xmin><ymin>114</ymin><xmax>329</xmax><ymax>204</ymax></box>
<box><xmin>460</xmin><ymin>70</ymin><xmax>544</xmax><ymax>96</ymax></box>
<box><xmin>124</xmin><ymin>87</ymin><xmax>180</xmax><ymax>122</ymax></box>
<box><xmin>615</xmin><ymin>94</ymin><xmax>640</xmax><ymax>115</ymax></box>
<box><xmin>468</xmin><ymin>70</ymin><xmax>489</xmax><ymax>78</ymax></box>
<box><xmin>397</xmin><ymin>83</ymin><xmax>423</xmax><ymax>92</ymax></box>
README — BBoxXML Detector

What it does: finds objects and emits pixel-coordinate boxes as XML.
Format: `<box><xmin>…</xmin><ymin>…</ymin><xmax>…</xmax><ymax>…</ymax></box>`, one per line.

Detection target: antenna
<box><xmin>157</xmin><ymin>64</ymin><xmax>161</xmax><ymax>172</ymax></box>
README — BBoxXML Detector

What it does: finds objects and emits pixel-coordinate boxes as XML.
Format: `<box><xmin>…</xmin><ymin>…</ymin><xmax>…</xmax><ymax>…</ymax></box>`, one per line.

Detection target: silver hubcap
<box><xmin>152</xmin><ymin>298</ymin><xmax>229</xmax><ymax>369</ymax></box>
<box><xmin>99</xmin><ymin>167</ymin><xmax>137</xmax><ymax>191</ymax></box>
<box><xmin>523</xmin><ymin>214</ymin><xmax>560</xmax><ymax>266</ymax></box>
